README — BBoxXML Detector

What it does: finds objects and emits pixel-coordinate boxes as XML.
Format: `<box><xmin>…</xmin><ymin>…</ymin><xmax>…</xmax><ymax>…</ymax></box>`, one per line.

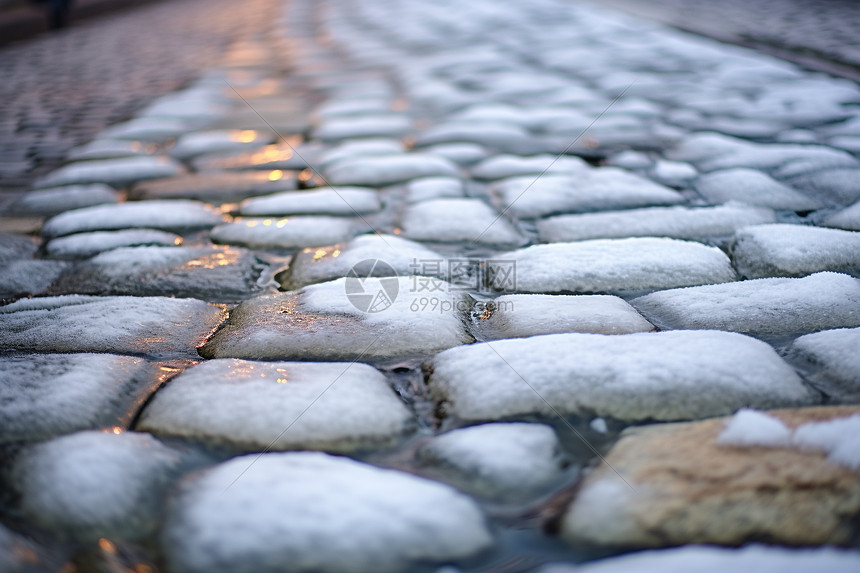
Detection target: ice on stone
<box><xmin>200</xmin><ymin>277</ymin><xmax>473</xmax><ymax>362</ymax></box>
<box><xmin>169</xmin><ymin>129</ymin><xmax>275</xmax><ymax>160</ymax></box>
<box><xmin>731</xmin><ymin>224</ymin><xmax>860</xmax><ymax>278</ymax></box>
<box><xmin>240</xmin><ymin>187</ymin><xmax>381</xmax><ymax>216</ymax></box>
<box><xmin>632</xmin><ymin>272</ymin><xmax>860</xmax><ymax>337</ymax></box>
<box><xmin>11</xmin><ymin>431</ymin><xmax>183</xmax><ymax>540</ymax></box>
<box><xmin>786</xmin><ymin>327</ymin><xmax>860</xmax><ymax>402</ymax></box>
<box><xmin>41</xmin><ymin>200</ymin><xmax>223</xmax><ymax>238</ymax></box>
<box><xmin>472</xmin><ymin>294</ymin><xmax>654</xmax><ymax>340</ymax></box>
<box><xmin>313</xmin><ymin>115</ymin><xmax>412</xmax><ymax>141</ymax></box>
<box><xmin>417</xmin><ymin>423</ymin><xmax>569</xmax><ymax>501</ymax></box>
<box><xmin>717</xmin><ymin>408</ymin><xmax>792</xmax><ymax>448</ymax></box>
<box><xmin>490</xmin><ymin>238</ymin><xmax>736</xmax><ymax>293</ymax></box>
<box><xmin>138</xmin><ymin>359</ymin><xmax>413</xmax><ymax>452</ymax></box>
<box><xmin>539</xmin><ymin>545</ymin><xmax>860</xmax><ymax>573</ymax></box>
<box><xmin>161</xmin><ymin>452</ymin><xmax>492</xmax><ymax>573</ymax></box>
<box><xmin>0</xmin><ymin>353</ymin><xmax>157</xmax><ymax>444</ymax></box>
<box><xmin>470</xmin><ymin>154</ymin><xmax>587</xmax><ymax>180</ymax></box>
<box><xmin>48</xmin><ymin>246</ymin><xmax>267</xmax><ymax>301</ymax></box>
<box><xmin>45</xmin><ymin>229</ymin><xmax>182</xmax><ymax>259</ymax></box>
<box><xmin>430</xmin><ymin>330</ymin><xmax>812</xmax><ymax>423</ymax></box>
<box><xmin>406</xmin><ymin>177</ymin><xmax>465</xmax><ymax>203</ymax></box>
<box><xmin>538</xmin><ymin>204</ymin><xmax>775</xmax><ymax>243</ymax></box>
<box><xmin>324</xmin><ymin>153</ymin><xmax>460</xmax><ymax>186</ymax></box>
<box><xmin>823</xmin><ymin>200</ymin><xmax>860</xmax><ymax>231</ymax></box>
<box><xmin>491</xmin><ymin>171</ymin><xmax>683</xmax><ymax>218</ymax></box>
<box><xmin>9</xmin><ymin>184</ymin><xmax>119</xmax><ymax>216</ymax></box>
<box><xmin>0</xmin><ymin>295</ymin><xmax>225</xmax><ymax>358</ymax></box>
<box><xmin>794</xmin><ymin>415</ymin><xmax>860</xmax><ymax>470</ymax></box>
<box><xmin>401</xmin><ymin>198</ymin><xmax>525</xmax><ymax>246</ymax></box>
<box><xmin>34</xmin><ymin>156</ymin><xmax>185</xmax><ymax>188</ymax></box>
<box><xmin>132</xmin><ymin>171</ymin><xmax>297</xmax><ymax>202</ymax></box>
<box><xmin>278</xmin><ymin>233</ymin><xmax>443</xmax><ymax>290</ymax></box>
<box><xmin>0</xmin><ymin>260</ymin><xmax>69</xmax><ymax>298</ymax></box>
<box><xmin>693</xmin><ymin>168</ymin><xmax>823</xmax><ymax>211</ymax></box>
<box><xmin>211</xmin><ymin>216</ymin><xmax>365</xmax><ymax>250</ymax></box>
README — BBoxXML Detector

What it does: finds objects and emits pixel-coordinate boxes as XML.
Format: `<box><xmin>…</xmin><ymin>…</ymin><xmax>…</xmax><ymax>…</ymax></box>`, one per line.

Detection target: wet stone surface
<box><xmin>1</xmin><ymin>0</ymin><xmax>860</xmax><ymax>570</ymax></box>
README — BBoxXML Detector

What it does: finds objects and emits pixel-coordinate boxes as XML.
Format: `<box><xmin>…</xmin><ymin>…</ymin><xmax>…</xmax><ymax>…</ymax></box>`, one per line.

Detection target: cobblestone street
<box><xmin>1</xmin><ymin>0</ymin><xmax>859</xmax><ymax>571</ymax></box>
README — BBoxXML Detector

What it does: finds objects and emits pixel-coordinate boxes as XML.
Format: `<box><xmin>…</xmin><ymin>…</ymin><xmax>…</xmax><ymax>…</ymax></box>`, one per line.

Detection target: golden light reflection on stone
<box><xmin>268</xmin><ymin>169</ymin><xmax>285</xmax><ymax>181</ymax></box>
<box><xmin>331</xmin><ymin>249</ymin><xmax>341</xmax><ymax>258</ymax></box>
<box><xmin>231</xmin><ymin>130</ymin><xmax>259</xmax><ymax>143</ymax></box>
<box><xmin>262</xmin><ymin>219</ymin><xmax>273</xmax><ymax>226</ymax></box>
<box><xmin>393</xmin><ymin>227</ymin><xmax>402</xmax><ymax>235</ymax></box>
<box><xmin>298</xmin><ymin>168</ymin><xmax>314</xmax><ymax>182</ymax></box>
<box><xmin>173</xmin><ymin>237</ymin><xmax>183</xmax><ymax>246</ymax></box>
<box><xmin>182</xmin><ymin>249</ymin><xmax>241</xmax><ymax>270</ymax></box>
<box><xmin>98</xmin><ymin>538</ymin><xmax>116</xmax><ymax>553</ymax></box>
<box><xmin>276</xmin><ymin>219</ymin><xmax>288</xmax><ymax>228</ymax></box>
<box><xmin>391</xmin><ymin>98</ymin><xmax>409</xmax><ymax>112</ymax></box>
<box><xmin>313</xmin><ymin>249</ymin><xmax>327</xmax><ymax>260</ymax></box>
<box><xmin>111</xmin><ymin>426</ymin><xmax>123</xmax><ymax>435</ymax></box>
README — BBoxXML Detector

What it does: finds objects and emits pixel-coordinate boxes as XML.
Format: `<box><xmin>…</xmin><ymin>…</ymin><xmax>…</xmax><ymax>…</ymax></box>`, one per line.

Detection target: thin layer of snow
<box><xmin>325</xmin><ymin>153</ymin><xmax>460</xmax><ymax>186</ymax></box>
<box><xmin>169</xmin><ymin>129</ymin><xmax>274</xmax><ymax>160</ymax></box>
<box><xmin>0</xmin><ymin>295</ymin><xmax>225</xmax><ymax>358</ymax></box>
<box><xmin>538</xmin><ymin>204</ymin><xmax>775</xmax><ymax>242</ymax></box>
<box><xmin>422</xmin><ymin>143</ymin><xmax>490</xmax><ymax>166</ymax></box>
<box><xmin>45</xmin><ymin>229</ymin><xmax>181</xmax><ymax>259</ymax></box>
<box><xmin>41</xmin><ymin>200</ymin><xmax>223</xmax><ymax>238</ymax></box>
<box><xmin>0</xmin><ymin>353</ymin><xmax>155</xmax><ymax>443</ymax></box>
<box><xmin>473</xmin><ymin>294</ymin><xmax>654</xmax><ymax>339</ymax></box>
<box><xmin>11</xmin><ymin>431</ymin><xmax>183</xmax><ymax>540</ymax></box>
<box><xmin>161</xmin><ymin>452</ymin><xmax>493</xmax><ymax>573</ymax></box>
<box><xmin>632</xmin><ymin>272</ymin><xmax>860</xmax><ymax>336</ymax></box>
<box><xmin>132</xmin><ymin>171</ymin><xmax>297</xmax><ymax>202</ymax></box>
<box><xmin>693</xmin><ymin>168</ymin><xmax>823</xmax><ymax>211</ymax></box>
<box><xmin>98</xmin><ymin>117</ymin><xmax>191</xmax><ymax>142</ymax></box>
<box><xmin>491</xmin><ymin>238</ymin><xmax>736</xmax><ymax>293</ymax></box>
<box><xmin>10</xmin><ymin>184</ymin><xmax>119</xmax><ymax>216</ymax></box>
<box><xmin>34</xmin><ymin>156</ymin><xmax>185</xmax><ymax>188</ymax></box>
<box><xmin>418</xmin><ymin>422</ymin><xmax>568</xmax><ymax>500</ymax></box>
<box><xmin>786</xmin><ymin>327</ymin><xmax>860</xmax><ymax>402</ymax></box>
<box><xmin>0</xmin><ymin>233</ymin><xmax>37</xmax><ymax>262</ymax></box>
<box><xmin>67</xmin><ymin>139</ymin><xmax>153</xmax><ymax>161</ymax></box>
<box><xmin>210</xmin><ymin>216</ymin><xmax>363</xmax><ymax>249</ymax></box>
<box><xmin>401</xmin><ymin>198</ymin><xmax>525</xmax><ymax>246</ymax></box>
<box><xmin>280</xmin><ymin>233</ymin><xmax>443</xmax><ymax>289</ymax></box>
<box><xmin>201</xmin><ymin>277</ymin><xmax>474</xmax><ymax>362</ymax></box>
<box><xmin>491</xmin><ymin>170</ymin><xmax>683</xmax><ymax>218</ymax></box>
<box><xmin>470</xmin><ymin>154</ymin><xmax>587</xmax><ymax>180</ymax></box>
<box><xmin>0</xmin><ymin>260</ymin><xmax>69</xmax><ymax>297</ymax></box>
<box><xmin>822</xmin><ymin>200</ymin><xmax>860</xmax><ymax>231</ymax></box>
<box><xmin>192</xmin><ymin>142</ymin><xmax>320</xmax><ymax>172</ymax></box>
<box><xmin>430</xmin><ymin>330</ymin><xmax>812</xmax><ymax>423</ymax></box>
<box><xmin>730</xmin><ymin>224</ymin><xmax>860</xmax><ymax>278</ymax></box>
<box><xmin>794</xmin><ymin>415</ymin><xmax>860</xmax><ymax>469</ymax></box>
<box><xmin>406</xmin><ymin>177</ymin><xmax>465</xmax><ymax>203</ymax></box>
<box><xmin>539</xmin><ymin>545</ymin><xmax>860</xmax><ymax>573</ymax></box>
<box><xmin>239</xmin><ymin>187</ymin><xmax>382</xmax><ymax>216</ymax></box>
<box><xmin>717</xmin><ymin>408</ymin><xmax>792</xmax><ymax>447</ymax></box>
<box><xmin>138</xmin><ymin>359</ymin><xmax>413</xmax><ymax>452</ymax></box>
<box><xmin>313</xmin><ymin>115</ymin><xmax>411</xmax><ymax>141</ymax></box>
<box><xmin>415</xmin><ymin>121</ymin><xmax>535</xmax><ymax>153</ymax></box>
<box><xmin>316</xmin><ymin>138</ymin><xmax>405</xmax><ymax>170</ymax></box>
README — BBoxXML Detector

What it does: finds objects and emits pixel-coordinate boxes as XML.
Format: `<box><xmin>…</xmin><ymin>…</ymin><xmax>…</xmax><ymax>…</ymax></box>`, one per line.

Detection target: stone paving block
<box><xmin>470</xmin><ymin>154</ymin><xmax>588</xmax><ymax>180</ymax></box>
<box><xmin>693</xmin><ymin>168</ymin><xmax>823</xmax><ymax>211</ymax></box>
<box><xmin>540</xmin><ymin>541</ymin><xmax>860</xmax><ymax>573</ymax></box>
<box><xmin>430</xmin><ymin>330</ymin><xmax>814</xmax><ymax>423</ymax></box>
<box><xmin>405</xmin><ymin>176</ymin><xmax>465</xmax><ymax>203</ymax></box>
<box><xmin>822</xmin><ymin>200</ymin><xmax>860</xmax><ymax>231</ymax></box>
<box><xmin>131</xmin><ymin>171</ymin><xmax>297</xmax><ymax>202</ymax></box>
<box><xmin>0</xmin><ymin>259</ymin><xmax>70</xmax><ymax>298</ymax></box>
<box><xmin>538</xmin><ymin>204</ymin><xmax>775</xmax><ymax>243</ymax></box>
<box><xmin>313</xmin><ymin>115</ymin><xmax>412</xmax><ymax>141</ymax></box>
<box><xmin>490</xmin><ymin>238</ymin><xmax>736</xmax><ymax>293</ymax></box>
<box><xmin>417</xmin><ymin>422</ymin><xmax>569</xmax><ymax>502</ymax></box>
<box><xmin>200</xmin><ymin>277</ymin><xmax>473</xmax><ymax>362</ymax></box>
<box><xmin>10</xmin><ymin>431</ymin><xmax>184</xmax><ymax>541</ymax></box>
<box><xmin>161</xmin><ymin>452</ymin><xmax>493</xmax><ymax>573</ymax></box>
<box><xmin>783</xmin><ymin>167</ymin><xmax>860</xmax><ymax>205</ymax></box>
<box><xmin>239</xmin><ymin>187</ymin><xmax>382</xmax><ymax>216</ymax></box>
<box><xmin>67</xmin><ymin>139</ymin><xmax>158</xmax><ymax>162</ymax></box>
<box><xmin>45</xmin><ymin>229</ymin><xmax>183</xmax><ymax>259</ymax></box>
<box><xmin>632</xmin><ymin>271</ymin><xmax>860</xmax><ymax>337</ymax></box>
<box><xmin>785</xmin><ymin>327</ymin><xmax>860</xmax><ymax>403</ymax></box>
<box><xmin>169</xmin><ymin>129</ymin><xmax>276</xmax><ymax>160</ymax></box>
<box><xmin>422</xmin><ymin>143</ymin><xmax>490</xmax><ymax>166</ymax></box>
<box><xmin>0</xmin><ymin>295</ymin><xmax>225</xmax><ymax>358</ymax></box>
<box><xmin>98</xmin><ymin>117</ymin><xmax>194</xmax><ymax>142</ymax></box>
<box><xmin>34</xmin><ymin>156</ymin><xmax>185</xmax><ymax>188</ymax></box>
<box><xmin>316</xmin><ymin>138</ymin><xmax>405</xmax><ymax>170</ymax></box>
<box><xmin>278</xmin><ymin>233</ymin><xmax>443</xmax><ymax>290</ymax></box>
<box><xmin>0</xmin><ymin>232</ymin><xmax>37</xmax><ymax>262</ymax></box>
<box><xmin>415</xmin><ymin>121</ymin><xmax>538</xmax><ymax>154</ymax></box>
<box><xmin>324</xmin><ymin>153</ymin><xmax>460</xmax><ymax>186</ymax></box>
<box><xmin>471</xmin><ymin>294</ymin><xmax>655</xmax><ymax>340</ymax></box>
<box><xmin>730</xmin><ymin>224</ymin><xmax>860</xmax><ymax>278</ymax></box>
<box><xmin>0</xmin><ymin>353</ymin><xmax>158</xmax><ymax>444</ymax></box>
<box><xmin>47</xmin><ymin>245</ymin><xmax>267</xmax><ymax>301</ymax></box>
<box><xmin>560</xmin><ymin>406</ymin><xmax>860</xmax><ymax>548</ymax></box>
<box><xmin>40</xmin><ymin>200</ymin><xmax>223</xmax><ymax>238</ymax></box>
<box><xmin>191</xmin><ymin>141</ymin><xmax>321</xmax><ymax>172</ymax></box>
<box><xmin>138</xmin><ymin>359</ymin><xmax>413</xmax><ymax>453</ymax></box>
<box><xmin>401</xmin><ymin>198</ymin><xmax>525</xmax><ymax>247</ymax></box>
<box><xmin>210</xmin><ymin>216</ymin><xmax>366</xmax><ymax>249</ymax></box>
<box><xmin>9</xmin><ymin>183</ymin><xmax>120</xmax><ymax>216</ymax></box>
<box><xmin>491</xmin><ymin>171</ymin><xmax>683</xmax><ymax>218</ymax></box>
